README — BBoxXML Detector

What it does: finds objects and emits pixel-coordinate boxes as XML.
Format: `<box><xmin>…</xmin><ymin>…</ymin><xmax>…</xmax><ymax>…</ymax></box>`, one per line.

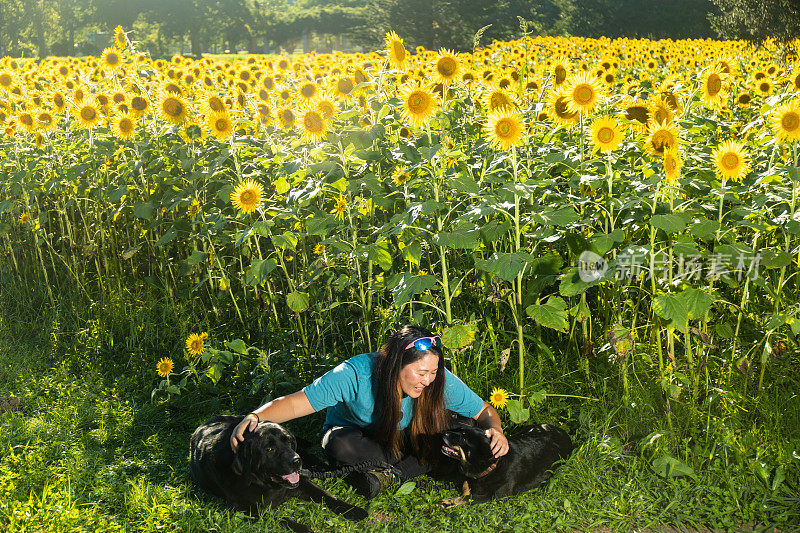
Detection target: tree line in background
<box><xmin>0</xmin><ymin>0</ymin><xmax>797</xmax><ymax>59</ymax></box>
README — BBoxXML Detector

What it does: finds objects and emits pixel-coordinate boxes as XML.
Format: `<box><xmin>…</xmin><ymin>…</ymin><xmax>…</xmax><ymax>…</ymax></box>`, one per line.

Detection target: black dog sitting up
<box><xmin>437</xmin><ymin>423</ymin><xmax>573</xmax><ymax>507</ymax></box>
<box><xmin>189</xmin><ymin>415</ymin><xmax>368</xmax><ymax>530</ymax></box>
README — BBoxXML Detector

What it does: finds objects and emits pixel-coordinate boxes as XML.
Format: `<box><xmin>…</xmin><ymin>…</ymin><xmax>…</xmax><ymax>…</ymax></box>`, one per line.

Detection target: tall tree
<box><xmin>710</xmin><ymin>0</ymin><xmax>800</xmax><ymax>41</ymax></box>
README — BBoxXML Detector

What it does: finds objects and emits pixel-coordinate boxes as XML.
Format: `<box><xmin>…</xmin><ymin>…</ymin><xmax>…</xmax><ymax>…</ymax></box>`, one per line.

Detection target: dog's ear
<box><xmin>232</xmin><ymin>438</ymin><xmax>248</xmax><ymax>476</ymax></box>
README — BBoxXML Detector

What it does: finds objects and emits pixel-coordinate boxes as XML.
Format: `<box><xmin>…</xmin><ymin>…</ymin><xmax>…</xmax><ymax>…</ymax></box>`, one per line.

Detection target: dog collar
<box><xmin>468</xmin><ymin>460</ymin><xmax>499</xmax><ymax>479</ymax></box>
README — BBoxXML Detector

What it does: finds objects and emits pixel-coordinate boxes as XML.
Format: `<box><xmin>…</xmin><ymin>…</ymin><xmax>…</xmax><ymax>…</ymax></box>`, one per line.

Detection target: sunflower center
<box><xmin>304</xmin><ymin>112</ymin><xmax>323</xmax><ymax>133</ymax></box>
<box><xmin>301</xmin><ymin>84</ymin><xmax>316</xmax><ymax>99</ymax></box>
<box><xmin>337</xmin><ymin>78</ymin><xmax>354</xmax><ymax>94</ymax></box>
<box><xmin>131</xmin><ymin>97</ymin><xmax>147</xmax><ymax>111</ymax></box>
<box><xmin>554</xmin><ymin>65</ymin><xmax>567</xmax><ymax>85</ymax></box>
<box><xmin>281</xmin><ymin>110</ymin><xmax>294</xmax><ymax>123</ymax></box>
<box><xmin>739</xmin><ymin>94</ymin><xmax>751</xmax><ymax>105</ymax></box>
<box><xmin>437</xmin><ymin>57</ymin><xmax>457</xmax><ymax>78</ymax></box>
<box><xmin>782</xmin><ymin>112</ymin><xmax>800</xmax><ymax>132</ymax></box>
<box><xmin>215</xmin><ymin>118</ymin><xmax>228</xmax><ymax>131</ymax></box>
<box><xmin>209</xmin><ymin>98</ymin><xmax>224</xmax><ymax>112</ymax></box>
<box><xmin>0</xmin><ymin>74</ymin><xmax>12</xmax><ymax>87</ymax></box>
<box><xmin>490</xmin><ymin>92</ymin><xmax>511</xmax><ymax>110</ymax></box>
<box><xmin>497</xmin><ymin>120</ymin><xmax>512</xmax><ymax>137</ymax></box>
<box><xmin>241</xmin><ymin>191</ymin><xmax>254</xmax><ymax>203</ymax></box>
<box><xmin>21</xmin><ymin>114</ymin><xmax>33</xmax><ymax>126</ymax></box>
<box><xmin>651</xmin><ymin>131</ymin><xmax>673</xmax><ymax>152</ymax></box>
<box><xmin>555</xmin><ymin>97</ymin><xmax>576</xmax><ymax>119</ymax></box>
<box><xmin>80</xmin><ymin>107</ymin><xmax>96</xmax><ymax>121</ymax></box>
<box><xmin>597</xmin><ymin>127</ymin><xmax>614</xmax><ymax>144</ymax></box>
<box><xmin>408</xmin><ymin>92</ymin><xmax>428</xmax><ymax>113</ymax></box>
<box><xmin>626</xmin><ymin>105</ymin><xmax>649</xmax><ymax>124</ymax></box>
<box><xmin>654</xmin><ymin>108</ymin><xmax>669</xmax><ymax>124</ymax></box>
<box><xmin>760</xmin><ymin>82</ymin><xmax>770</xmax><ymax>92</ymax></box>
<box><xmin>664</xmin><ymin>155</ymin><xmax>677</xmax><ymax>174</ymax></box>
<box><xmin>163</xmin><ymin>98</ymin><xmax>183</xmax><ymax>117</ymax></box>
<box><xmin>106</xmin><ymin>53</ymin><xmax>119</xmax><ymax>65</ymax></box>
<box><xmin>120</xmin><ymin>118</ymin><xmax>133</xmax><ymax>132</ymax></box>
<box><xmin>392</xmin><ymin>42</ymin><xmax>405</xmax><ymax>61</ymax></box>
<box><xmin>721</xmin><ymin>152</ymin><xmax>739</xmax><ymax>170</ymax></box>
<box><xmin>573</xmin><ymin>84</ymin><xmax>594</xmax><ymax>105</ymax></box>
<box><xmin>706</xmin><ymin>74</ymin><xmax>722</xmax><ymax>96</ymax></box>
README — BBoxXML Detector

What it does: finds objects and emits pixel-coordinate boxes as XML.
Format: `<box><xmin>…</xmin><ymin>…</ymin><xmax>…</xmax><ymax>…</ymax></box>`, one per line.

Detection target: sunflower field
<box><xmin>1</xmin><ymin>26</ymin><xmax>800</xmax><ymax>530</ymax></box>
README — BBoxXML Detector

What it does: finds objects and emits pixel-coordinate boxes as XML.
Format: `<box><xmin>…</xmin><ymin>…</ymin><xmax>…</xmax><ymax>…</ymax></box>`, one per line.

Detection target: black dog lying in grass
<box><xmin>189</xmin><ymin>415</ymin><xmax>367</xmax><ymax>531</ymax></box>
<box><xmin>438</xmin><ymin>423</ymin><xmax>573</xmax><ymax>507</ymax></box>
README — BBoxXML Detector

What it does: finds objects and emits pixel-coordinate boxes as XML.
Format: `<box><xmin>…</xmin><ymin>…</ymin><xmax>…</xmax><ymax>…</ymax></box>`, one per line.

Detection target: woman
<box><xmin>230</xmin><ymin>324</ymin><xmax>509</xmax><ymax>498</ymax></box>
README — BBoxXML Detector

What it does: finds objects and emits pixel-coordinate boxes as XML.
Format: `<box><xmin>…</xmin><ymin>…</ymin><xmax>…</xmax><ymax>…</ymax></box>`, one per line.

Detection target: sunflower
<box><xmin>0</xmin><ymin>70</ymin><xmax>14</xmax><ymax>92</ymax></box>
<box><xmin>130</xmin><ymin>95</ymin><xmax>149</xmax><ymax>117</ymax></box>
<box><xmin>756</xmin><ymin>79</ymin><xmax>773</xmax><ymax>97</ymax></box>
<box><xmin>18</xmin><ymin>212</ymin><xmax>30</xmax><ymax>224</ymax></box>
<box><xmin>185</xmin><ymin>332</ymin><xmax>208</xmax><ymax>356</ymax></box>
<box><xmin>646</xmin><ymin>121</ymin><xmax>680</xmax><ymax>157</ymax></box>
<box><xmin>385</xmin><ymin>31</ymin><xmax>407</xmax><ymax>69</ymax></box>
<box><xmin>434</xmin><ymin>49</ymin><xmax>460</xmax><ymax>85</ymax></box>
<box><xmin>188</xmin><ymin>199</ymin><xmax>200</xmax><ymax>218</ymax></box>
<box><xmin>771</xmin><ymin>101</ymin><xmax>800</xmax><ymax>143</ymax></box>
<box><xmin>391</xmin><ymin>164</ymin><xmax>410</xmax><ymax>185</ymax></box>
<box><xmin>299</xmin><ymin>81</ymin><xmax>318</xmax><ymax>101</ymax></box>
<box><xmin>551</xmin><ymin>57</ymin><xmax>570</xmax><ymax>86</ymax></box>
<box><xmin>648</xmin><ymin>95</ymin><xmax>674</xmax><ymax>126</ymax></box>
<box><xmin>622</xmin><ymin>98</ymin><xmax>650</xmax><ymax>132</ymax></box>
<box><xmin>398</xmin><ymin>83</ymin><xmax>440</xmax><ymax>127</ymax></box>
<box><xmin>299</xmin><ymin>108</ymin><xmax>327</xmax><ymax>142</ymax></box>
<box><xmin>547</xmin><ymin>88</ymin><xmax>579</xmax><ymax>127</ymax></box>
<box><xmin>17</xmin><ymin>111</ymin><xmax>36</xmax><ymax>133</ymax></box>
<box><xmin>202</xmin><ymin>94</ymin><xmax>227</xmax><ymax>115</ymax></box>
<box><xmin>315</xmin><ymin>94</ymin><xmax>337</xmax><ymax>119</ymax></box>
<box><xmin>484</xmin><ymin>108</ymin><xmax>524</xmax><ymax>150</ymax></box>
<box><xmin>205</xmin><ymin>111</ymin><xmax>233</xmax><ymax>141</ymax></box>
<box><xmin>482</xmin><ymin>85</ymin><xmax>516</xmax><ymax>112</ymax></box>
<box><xmin>736</xmin><ymin>92</ymin><xmax>753</xmax><ymax>107</ymax></box>
<box><xmin>114</xmin><ymin>25</ymin><xmax>127</xmax><ymax>51</ymax></box>
<box><xmin>701</xmin><ymin>68</ymin><xmax>728</xmax><ymax>110</ymax></box>
<box><xmin>156</xmin><ymin>357</ymin><xmax>174</xmax><ymax>377</ymax></box>
<box><xmin>489</xmin><ymin>387</ymin><xmax>509</xmax><ymax>409</ymax></box>
<box><xmin>158</xmin><ymin>92</ymin><xmax>188</xmax><ymax>124</ymax></box>
<box><xmin>712</xmin><ymin>139</ymin><xmax>750</xmax><ymax>182</ymax></box>
<box><xmin>36</xmin><ymin>110</ymin><xmax>56</xmax><ymax>132</ymax></box>
<box><xmin>277</xmin><ymin>106</ymin><xmax>295</xmax><ymax>130</ymax></box>
<box><xmin>101</xmin><ymin>48</ymin><xmax>123</xmax><ymax>71</ymax></box>
<box><xmin>333</xmin><ymin>76</ymin><xmax>355</xmax><ymax>99</ymax></box>
<box><xmin>74</xmin><ymin>100</ymin><xmax>102</xmax><ymax>129</ymax></box>
<box><xmin>229</xmin><ymin>179</ymin><xmax>264</xmax><ymax>215</ymax></box>
<box><xmin>330</xmin><ymin>194</ymin><xmax>348</xmax><ymax>222</ymax></box>
<box><xmin>563</xmin><ymin>71</ymin><xmax>604</xmax><ymax>115</ymax></box>
<box><xmin>589</xmin><ymin>116</ymin><xmax>623</xmax><ymax>153</ymax></box>
<box><xmin>662</xmin><ymin>147</ymin><xmax>683</xmax><ymax>186</ymax></box>
<box><xmin>110</xmin><ymin>112</ymin><xmax>136</xmax><ymax>140</ymax></box>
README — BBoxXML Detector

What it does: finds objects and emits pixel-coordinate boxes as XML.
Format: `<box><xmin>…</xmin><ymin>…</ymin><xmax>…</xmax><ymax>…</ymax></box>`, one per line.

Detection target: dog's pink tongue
<box><xmin>282</xmin><ymin>472</ymin><xmax>300</xmax><ymax>484</ymax></box>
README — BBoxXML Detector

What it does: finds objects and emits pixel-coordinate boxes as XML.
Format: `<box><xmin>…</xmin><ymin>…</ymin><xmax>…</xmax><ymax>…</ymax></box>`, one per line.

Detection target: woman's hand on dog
<box><xmin>230</xmin><ymin>414</ymin><xmax>259</xmax><ymax>452</ymax></box>
<box><xmin>485</xmin><ymin>428</ymin><xmax>509</xmax><ymax>458</ymax></box>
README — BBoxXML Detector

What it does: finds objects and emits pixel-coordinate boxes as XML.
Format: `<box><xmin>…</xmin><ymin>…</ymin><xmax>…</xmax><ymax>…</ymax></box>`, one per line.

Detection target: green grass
<box><xmin>0</xmin><ymin>289</ymin><xmax>798</xmax><ymax>532</ymax></box>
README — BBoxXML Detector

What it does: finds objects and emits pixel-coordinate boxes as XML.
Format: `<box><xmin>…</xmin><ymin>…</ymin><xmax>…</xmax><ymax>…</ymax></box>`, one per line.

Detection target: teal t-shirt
<box><xmin>303</xmin><ymin>352</ymin><xmax>484</xmax><ymax>430</ymax></box>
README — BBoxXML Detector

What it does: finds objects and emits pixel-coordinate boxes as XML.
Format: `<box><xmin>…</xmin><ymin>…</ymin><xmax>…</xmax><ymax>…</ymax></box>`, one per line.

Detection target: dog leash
<box><xmin>299</xmin><ymin>459</ymin><xmax>402</xmax><ymax>480</ymax></box>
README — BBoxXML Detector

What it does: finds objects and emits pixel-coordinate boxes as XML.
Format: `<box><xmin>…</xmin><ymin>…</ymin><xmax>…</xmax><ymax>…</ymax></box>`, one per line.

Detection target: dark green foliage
<box><xmin>710</xmin><ymin>0</ymin><xmax>800</xmax><ymax>41</ymax></box>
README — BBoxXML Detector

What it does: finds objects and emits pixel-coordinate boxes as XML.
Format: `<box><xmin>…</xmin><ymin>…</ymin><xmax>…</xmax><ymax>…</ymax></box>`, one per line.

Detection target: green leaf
<box><xmin>650</xmin><ymin>213</ymin><xmax>688</xmax><ymax>233</ymax></box>
<box><xmin>449</xmin><ymin>172</ymin><xmax>480</xmax><ymax>195</ymax></box>
<box><xmin>433</xmin><ymin>229</ymin><xmax>481</xmax><ymax>250</ymax></box>
<box><xmin>272</xmin><ymin>232</ymin><xmax>298</xmax><ymax>250</ymax></box>
<box><xmin>681</xmin><ymin>288</ymin><xmax>713</xmax><ymax>319</ymax></box>
<box><xmin>772</xmin><ymin>465</ymin><xmax>785</xmax><ymax>491</ymax></box>
<box><xmin>367</xmin><ymin>239</ymin><xmax>393</xmax><ymax>271</ymax></box>
<box><xmin>530</xmin><ymin>388</ymin><xmax>547</xmax><ymax>405</ymax></box>
<box><xmin>274</xmin><ymin>176</ymin><xmax>291</xmax><ymax>194</ymax></box>
<box><xmin>652</xmin><ymin>293</ymin><xmax>689</xmax><ymax>332</ymax></box>
<box><xmin>245</xmin><ymin>258</ymin><xmax>278</xmax><ymax>286</ymax></box>
<box><xmin>506</xmin><ymin>399</ymin><xmax>530</xmax><ymax>424</ymax></box>
<box><xmin>760</xmin><ymin>249</ymin><xmax>791</xmax><ymax>268</ymax></box>
<box><xmin>286</xmin><ymin>291</ymin><xmax>310</xmax><ymax>313</ymax></box>
<box><xmin>441</xmin><ymin>323</ymin><xmax>478</xmax><ymax>350</ymax></box>
<box><xmin>134</xmin><ymin>202</ymin><xmax>154</xmax><ymax>220</ymax></box>
<box><xmin>225</xmin><ymin>339</ymin><xmax>248</xmax><ymax>354</ymax></box>
<box><xmin>306</xmin><ymin>215</ymin><xmax>334</xmax><ymax>236</ymax></box>
<box><xmin>532</xmin><ymin>207</ymin><xmax>579</xmax><ymax>227</ymax></box>
<box><xmin>395</xmin><ymin>481</ymin><xmax>416</xmax><ymax>496</ymax></box>
<box><xmin>526</xmin><ymin>296</ymin><xmax>569</xmax><ymax>333</ymax></box>
<box><xmin>651</xmin><ymin>455</ymin><xmax>697</xmax><ymax>480</ymax></box>
<box><xmin>476</xmin><ymin>252</ymin><xmax>535</xmax><ymax>283</ymax></box>
<box><xmin>391</xmin><ymin>273</ymin><xmax>437</xmax><ymax>306</ymax></box>
<box><xmin>206</xmin><ymin>364</ymin><xmax>222</xmax><ymax>385</ymax></box>
<box><xmin>689</xmin><ymin>219</ymin><xmax>719</xmax><ymax>241</ymax></box>
<box><xmin>155</xmin><ymin>226</ymin><xmax>177</xmax><ymax>247</ymax></box>
<box><xmin>402</xmin><ymin>241</ymin><xmax>423</xmax><ymax>265</ymax></box>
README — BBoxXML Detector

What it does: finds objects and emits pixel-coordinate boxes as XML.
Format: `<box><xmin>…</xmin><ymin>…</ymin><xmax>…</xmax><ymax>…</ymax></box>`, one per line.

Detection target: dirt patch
<box><xmin>0</xmin><ymin>396</ymin><xmax>21</xmax><ymax>414</ymax></box>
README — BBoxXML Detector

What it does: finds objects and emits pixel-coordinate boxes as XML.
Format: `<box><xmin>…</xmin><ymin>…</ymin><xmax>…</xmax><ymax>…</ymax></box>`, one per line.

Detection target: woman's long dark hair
<box><xmin>372</xmin><ymin>324</ymin><xmax>449</xmax><ymax>465</ymax></box>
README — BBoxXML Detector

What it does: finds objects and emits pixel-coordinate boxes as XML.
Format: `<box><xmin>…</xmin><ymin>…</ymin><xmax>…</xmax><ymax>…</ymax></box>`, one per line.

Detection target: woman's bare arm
<box><xmin>230</xmin><ymin>390</ymin><xmax>316</xmax><ymax>451</ymax></box>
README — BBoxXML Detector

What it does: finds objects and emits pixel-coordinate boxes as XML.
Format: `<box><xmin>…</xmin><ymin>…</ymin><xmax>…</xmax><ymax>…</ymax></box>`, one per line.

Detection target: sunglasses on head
<box><xmin>404</xmin><ymin>336</ymin><xmax>441</xmax><ymax>351</ymax></box>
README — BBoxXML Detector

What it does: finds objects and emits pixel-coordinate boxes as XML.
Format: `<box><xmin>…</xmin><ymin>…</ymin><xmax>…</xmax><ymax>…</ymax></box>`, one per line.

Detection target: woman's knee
<box><xmin>322</xmin><ymin>426</ymin><xmax>386</xmax><ymax>465</ymax></box>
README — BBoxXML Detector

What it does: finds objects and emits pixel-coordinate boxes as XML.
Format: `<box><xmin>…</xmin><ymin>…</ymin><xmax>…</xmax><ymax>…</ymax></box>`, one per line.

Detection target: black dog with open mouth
<box><xmin>438</xmin><ymin>423</ymin><xmax>573</xmax><ymax>507</ymax></box>
<box><xmin>189</xmin><ymin>415</ymin><xmax>367</xmax><ymax>529</ymax></box>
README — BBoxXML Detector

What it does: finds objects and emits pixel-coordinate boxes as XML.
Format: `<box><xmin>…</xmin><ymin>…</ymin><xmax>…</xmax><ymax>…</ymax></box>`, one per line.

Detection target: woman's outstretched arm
<box><xmin>473</xmin><ymin>402</ymin><xmax>509</xmax><ymax>458</ymax></box>
<box><xmin>230</xmin><ymin>390</ymin><xmax>316</xmax><ymax>451</ymax></box>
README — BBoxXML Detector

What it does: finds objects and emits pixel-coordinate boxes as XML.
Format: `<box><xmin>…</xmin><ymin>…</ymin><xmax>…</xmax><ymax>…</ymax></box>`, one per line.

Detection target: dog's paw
<box><xmin>435</xmin><ymin>496</ymin><xmax>464</xmax><ymax>509</ymax></box>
